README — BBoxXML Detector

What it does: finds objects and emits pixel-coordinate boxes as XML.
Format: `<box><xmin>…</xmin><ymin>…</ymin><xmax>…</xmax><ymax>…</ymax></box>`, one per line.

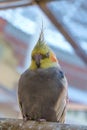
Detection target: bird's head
<box><xmin>29</xmin><ymin>30</ymin><xmax>59</xmax><ymax>70</ymax></box>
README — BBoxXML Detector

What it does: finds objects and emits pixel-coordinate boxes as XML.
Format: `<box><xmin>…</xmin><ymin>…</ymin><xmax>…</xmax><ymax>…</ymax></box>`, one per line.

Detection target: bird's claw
<box><xmin>37</xmin><ymin>119</ymin><xmax>46</xmax><ymax>122</ymax></box>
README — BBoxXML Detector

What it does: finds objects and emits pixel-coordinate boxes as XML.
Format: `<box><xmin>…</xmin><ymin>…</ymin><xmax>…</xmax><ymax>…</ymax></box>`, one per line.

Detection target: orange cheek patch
<box><xmin>51</xmin><ymin>54</ymin><xmax>58</xmax><ymax>62</ymax></box>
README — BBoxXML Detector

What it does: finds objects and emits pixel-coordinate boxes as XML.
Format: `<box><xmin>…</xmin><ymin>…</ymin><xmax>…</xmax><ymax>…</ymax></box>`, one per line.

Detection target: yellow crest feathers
<box><xmin>32</xmin><ymin>25</ymin><xmax>54</xmax><ymax>56</ymax></box>
<box><xmin>35</xmin><ymin>26</ymin><xmax>46</xmax><ymax>48</ymax></box>
<box><xmin>39</xmin><ymin>28</ymin><xmax>45</xmax><ymax>43</ymax></box>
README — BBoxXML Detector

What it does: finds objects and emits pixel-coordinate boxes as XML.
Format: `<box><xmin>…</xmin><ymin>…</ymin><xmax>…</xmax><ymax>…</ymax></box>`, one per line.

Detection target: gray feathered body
<box><xmin>18</xmin><ymin>67</ymin><xmax>68</xmax><ymax>123</ymax></box>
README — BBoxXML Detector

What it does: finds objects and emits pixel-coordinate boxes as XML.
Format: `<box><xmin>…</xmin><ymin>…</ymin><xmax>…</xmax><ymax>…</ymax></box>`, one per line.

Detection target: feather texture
<box><xmin>18</xmin><ymin>29</ymin><xmax>68</xmax><ymax>123</ymax></box>
<box><xmin>18</xmin><ymin>67</ymin><xmax>68</xmax><ymax>122</ymax></box>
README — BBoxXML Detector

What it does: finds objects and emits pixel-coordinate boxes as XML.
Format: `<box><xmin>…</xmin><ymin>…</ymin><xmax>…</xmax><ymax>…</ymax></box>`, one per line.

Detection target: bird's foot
<box><xmin>37</xmin><ymin>119</ymin><xmax>46</xmax><ymax>122</ymax></box>
<box><xmin>23</xmin><ymin>117</ymin><xmax>27</xmax><ymax>122</ymax></box>
<box><xmin>23</xmin><ymin>115</ymin><xmax>31</xmax><ymax>122</ymax></box>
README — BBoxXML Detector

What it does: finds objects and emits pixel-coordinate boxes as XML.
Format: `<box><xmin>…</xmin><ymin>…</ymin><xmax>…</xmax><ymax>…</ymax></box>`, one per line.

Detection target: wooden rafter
<box><xmin>0</xmin><ymin>0</ymin><xmax>57</xmax><ymax>10</ymax></box>
<box><xmin>36</xmin><ymin>1</ymin><xmax>87</xmax><ymax>65</ymax></box>
<box><xmin>0</xmin><ymin>0</ymin><xmax>34</xmax><ymax>9</ymax></box>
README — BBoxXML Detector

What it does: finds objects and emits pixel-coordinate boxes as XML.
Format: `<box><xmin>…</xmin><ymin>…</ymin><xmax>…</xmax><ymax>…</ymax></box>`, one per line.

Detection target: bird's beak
<box><xmin>34</xmin><ymin>54</ymin><xmax>42</xmax><ymax>68</ymax></box>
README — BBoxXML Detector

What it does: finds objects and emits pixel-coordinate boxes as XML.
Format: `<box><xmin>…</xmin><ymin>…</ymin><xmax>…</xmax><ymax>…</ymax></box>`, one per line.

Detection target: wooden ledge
<box><xmin>0</xmin><ymin>118</ymin><xmax>87</xmax><ymax>130</ymax></box>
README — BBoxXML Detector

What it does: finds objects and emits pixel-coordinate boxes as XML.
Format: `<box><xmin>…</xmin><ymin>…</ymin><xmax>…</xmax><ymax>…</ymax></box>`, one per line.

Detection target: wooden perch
<box><xmin>0</xmin><ymin>118</ymin><xmax>87</xmax><ymax>130</ymax></box>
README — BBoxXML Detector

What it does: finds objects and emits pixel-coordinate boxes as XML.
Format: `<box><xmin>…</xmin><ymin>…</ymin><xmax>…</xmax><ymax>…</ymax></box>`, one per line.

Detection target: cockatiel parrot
<box><xmin>18</xmin><ymin>30</ymin><xmax>68</xmax><ymax>123</ymax></box>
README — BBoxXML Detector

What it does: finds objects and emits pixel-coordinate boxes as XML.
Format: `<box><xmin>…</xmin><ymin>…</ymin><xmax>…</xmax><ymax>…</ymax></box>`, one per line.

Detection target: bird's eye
<box><xmin>41</xmin><ymin>55</ymin><xmax>46</xmax><ymax>59</ymax></box>
<box><xmin>46</xmin><ymin>52</ymin><xmax>49</xmax><ymax>57</ymax></box>
<box><xmin>42</xmin><ymin>52</ymin><xmax>49</xmax><ymax>59</ymax></box>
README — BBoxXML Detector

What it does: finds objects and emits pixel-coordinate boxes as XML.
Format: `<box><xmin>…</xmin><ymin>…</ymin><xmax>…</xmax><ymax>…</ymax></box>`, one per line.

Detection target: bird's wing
<box><xmin>55</xmin><ymin>88</ymin><xmax>67</xmax><ymax>123</ymax></box>
<box><xmin>18</xmin><ymin>70</ymin><xmax>30</xmax><ymax>120</ymax></box>
<box><xmin>18</xmin><ymin>74</ymin><xmax>25</xmax><ymax>118</ymax></box>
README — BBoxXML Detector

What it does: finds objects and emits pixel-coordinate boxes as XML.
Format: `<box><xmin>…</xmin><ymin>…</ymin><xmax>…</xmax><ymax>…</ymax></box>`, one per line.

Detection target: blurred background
<box><xmin>0</xmin><ymin>0</ymin><xmax>87</xmax><ymax>125</ymax></box>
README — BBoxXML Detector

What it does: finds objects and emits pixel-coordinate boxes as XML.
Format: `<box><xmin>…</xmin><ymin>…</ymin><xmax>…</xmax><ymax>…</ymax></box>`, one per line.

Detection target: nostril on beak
<box><xmin>35</xmin><ymin>54</ymin><xmax>42</xmax><ymax>68</ymax></box>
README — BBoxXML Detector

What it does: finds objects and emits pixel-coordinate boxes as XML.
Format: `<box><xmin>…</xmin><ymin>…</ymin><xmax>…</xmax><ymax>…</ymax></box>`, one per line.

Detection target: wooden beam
<box><xmin>0</xmin><ymin>0</ymin><xmax>57</xmax><ymax>10</ymax></box>
<box><xmin>0</xmin><ymin>0</ymin><xmax>34</xmax><ymax>10</ymax></box>
<box><xmin>35</xmin><ymin>0</ymin><xmax>58</xmax><ymax>2</ymax></box>
<box><xmin>0</xmin><ymin>118</ymin><xmax>87</xmax><ymax>130</ymax></box>
<box><xmin>36</xmin><ymin>2</ymin><xmax>87</xmax><ymax>65</ymax></box>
